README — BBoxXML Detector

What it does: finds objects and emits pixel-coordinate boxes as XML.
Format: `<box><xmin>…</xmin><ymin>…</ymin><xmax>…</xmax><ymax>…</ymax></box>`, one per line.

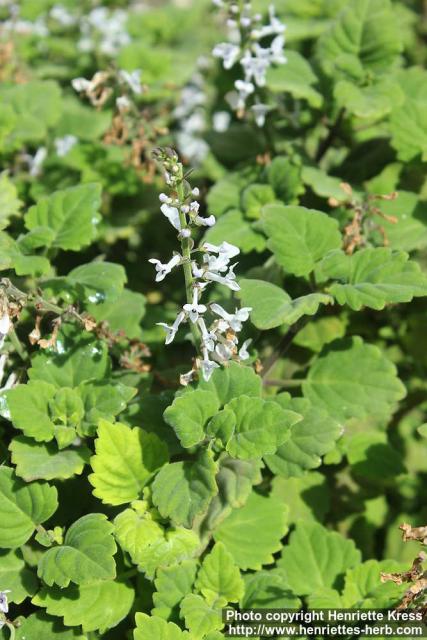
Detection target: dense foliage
<box><xmin>0</xmin><ymin>0</ymin><xmax>427</xmax><ymax>637</ymax></box>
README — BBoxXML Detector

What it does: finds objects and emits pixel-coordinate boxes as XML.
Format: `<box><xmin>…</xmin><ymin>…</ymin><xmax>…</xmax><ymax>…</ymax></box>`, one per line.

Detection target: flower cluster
<box><xmin>72</xmin><ymin>68</ymin><xmax>142</xmax><ymax>111</ymax></box>
<box><xmin>150</xmin><ymin>148</ymin><xmax>251</xmax><ymax>383</ymax></box>
<box><xmin>78</xmin><ymin>7</ymin><xmax>131</xmax><ymax>56</ymax></box>
<box><xmin>212</xmin><ymin>0</ymin><xmax>286</xmax><ymax>126</ymax></box>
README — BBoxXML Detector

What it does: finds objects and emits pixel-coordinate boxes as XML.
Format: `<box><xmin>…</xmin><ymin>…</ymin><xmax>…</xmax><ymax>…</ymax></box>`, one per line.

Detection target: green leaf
<box><xmin>84</xmin><ymin>289</ymin><xmax>146</xmax><ymax>338</ymax></box>
<box><xmin>377</xmin><ymin>191</ymin><xmax>427</xmax><ymax>252</ymax></box>
<box><xmin>241</xmin><ymin>184</ymin><xmax>276</xmax><ymax>219</ymax></box>
<box><xmin>321</xmin><ymin>248</ymin><xmax>427</xmax><ymax>310</ymax></box>
<box><xmin>0</xmin><ymin>549</ymin><xmax>38</xmax><ymax>604</ymax></box>
<box><xmin>12</xmin><ymin>612</ymin><xmax>87</xmax><ymax>640</ymax></box>
<box><xmin>334</xmin><ymin>79</ymin><xmax>404</xmax><ymax>119</ymax></box>
<box><xmin>152</xmin><ymin>560</ymin><xmax>198</xmax><ymax>622</ymax></box>
<box><xmin>342</xmin><ymin>559</ymin><xmax>406</xmax><ymax>607</ymax></box>
<box><xmin>180</xmin><ymin>594</ymin><xmax>223</xmax><ymax>638</ymax></box>
<box><xmin>267</xmin><ymin>50</ymin><xmax>322</xmax><ymax>107</ymax></box>
<box><xmin>262</xmin><ymin>204</ymin><xmax>342</xmax><ymax>276</ymax></box>
<box><xmin>345</xmin><ymin>432</ymin><xmax>406</xmax><ymax>481</ymax></box>
<box><xmin>134</xmin><ymin>613</ymin><xmax>191</xmax><ymax>640</ymax></box>
<box><xmin>152</xmin><ymin>450</ymin><xmax>218</xmax><ymax>527</ymax></box>
<box><xmin>0</xmin><ymin>172</ymin><xmax>22</xmax><ymax>230</ymax></box>
<box><xmin>302</xmin><ymin>336</ymin><xmax>406</xmax><ymax>421</ymax></box>
<box><xmin>317</xmin><ymin>0</ymin><xmax>402</xmax><ymax>78</ymax></box>
<box><xmin>267</xmin><ymin>156</ymin><xmax>304</xmax><ymax>203</ymax></box>
<box><xmin>0</xmin><ymin>231</ymin><xmax>50</xmax><ymax>276</ymax></box>
<box><xmin>25</xmin><ymin>183</ymin><xmax>102</xmax><ymax>251</ymax></box>
<box><xmin>56</xmin><ymin>96</ymin><xmax>111</xmax><ymax>141</ymax></box>
<box><xmin>277</xmin><ymin>521</ymin><xmax>361</xmax><ymax>595</ymax></box>
<box><xmin>89</xmin><ymin>419</ymin><xmax>169</xmax><ymax>506</ymax></box>
<box><xmin>271</xmin><ymin>472</ymin><xmax>331</xmax><ymax>525</ymax></box>
<box><xmin>242</xmin><ymin>569</ymin><xmax>301</xmax><ymax>608</ymax></box>
<box><xmin>294</xmin><ymin>316</ymin><xmax>347</xmax><ymax>352</ymax></box>
<box><xmin>67</xmin><ymin>261</ymin><xmax>127</xmax><ymax>306</ymax></box>
<box><xmin>79</xmin><ymin>380</ymin><xmax>137</xmax><ymax>436</ymax></box>
<box><xmin>10</xmin><ymin>437</ymin><xmax>90</xmax><ymax>481</ymax></box>
<box><xmin>208</xmin><ymin>396</ymin><xmax>300</xmax><ymax>460</ymax></box>
<box><xmin>6</xmin><ymin>381</ymin><xmax>57</xmax><ymax>442</ymax></box>
<box><xmin>239</xmin><ymin>279</ymin><xmax>333</xmax><ymax>330</ymax></box>
<box><xmin>0</xmin><ymin>81</ymin><xmax>62</xmax><ymax>146</ymax></box>
<box><xmin>264</xmin><ymin>397</ymin><xmax>343</xmax><ymax>477</ymax></box>
<box><xmin>164</xmin><ymin>390</ymin><xmax>220</xmax><ymax>448</ymax></box>
<box><xmin>213</xmin><ymin>492</ymin><xmax>289</xmax><ymax>570</ymax></box>
<box><xmin>0</xmin><ymin>467</ymin><xmax>57</xmax><ymax>548</ymax></box>
<box><xmin>33</xmin><ymin>579</ymin><xmax>134</xmax><ymax>633</ymax></box>
<box><xmin>203</xmin><ymin>209</ymin><xmax>266</xmax><ymax>254</ymax></box>
<box><xmin>114</xmin><ymin>502</ymin><xmax>200</xmax><ymax>579</ymax></box>
<box><xmin>301</xmin><ymin>167</ymin><xmax>347</xmax><ymax>201</ymax></box>
<box><xmin>197</xmin><ymin>362</ymin><xmax>261</xmax><ymax>406</ymax></box>
<box><xmin>38</xmin><ymin>513</ymin><xmax>116</xmax><ymax>587</ymax></box>
<box><xmin>201</xmin><ymin>456</ymin><xmax>262</xmax><ymax>532</ymax></box>
<box><xmin>196</xmin><ymin>542</ymin><xmax>244</xmax><ymax>604</ymax></box>
<box><xmin>29</xmin><ymin>326</ymin><xmax>110</xmax><ymax>388</ymax></box>
<box><xmin>390</xmin><ymin>68</ymin><xmax>427</xmax><ymax>162</ymax></box>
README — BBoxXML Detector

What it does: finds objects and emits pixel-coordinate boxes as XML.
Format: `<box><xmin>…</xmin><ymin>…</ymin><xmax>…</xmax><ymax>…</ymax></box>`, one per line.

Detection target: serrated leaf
<box><xmin>294</xmin><ymin>316</ymin><xmax>347</xmax><ymax>352</ymax></box>
<box><xmin>278</xmin><ymin>521</ymin><xmax>361</xmax><ymax>595</ymax></box>
<box><xmin>197</xmin><ymin>362</ymin><xmax>261</xmax><ymax>406</ymax></box>
<box><xmin>262</xmin><ymin>204</ymin><xmax>342</xmax><ymax>276</ymax></box>
<box><xmin>33</xmin><ymin>579</ymin><xmax>134</xmax><ymax>633</ymax></box>
<box><xmin>264</xmin><ymin>397</ymin><xmax>343</xmax><ymax>477</ymax></box>
<box><xmin>342</xmin><ymin>559</ymin><xmax>406</xmax><ymax>607</ymax></box>
<box><xmin>164</xmin><ymin>390</ymin><xmax>220</xmax><ymax>448</ymax></box>
<box><xmin>6</xmin><ymin>380</ymin><xmax>57</xmax><ymax>442</ymax></box>
<box><xmin>0</xmin><ymin>231</ymin><xmax>50</xmax><ymax>276</ymax></box>
<box><xmin>0</xmin><ymin>172</ymin><xmax>22</xmax><ymax>230</ymax></box>
<box><xmin>152</xmin><ymin>560</ymin><xmax>198</xmax><ymax>622</ymax></box>
<box><xmin>0</xmin><ymin>467</ymin><xmax>57</xmax><ymax>548</ymax></box>
<box><xmin>334</xmin><ymin>78</ymin><xmax>404</xmax><ymax>119</ymax></box>
<box><xmin>28</xmin><ymin>326</ymin><xmax>110</xmax><ymax>388</ymax></box>
<box><xmin>241</xmin><ymin>184</ymin><xmax>276</xmax><ymax>219</ymax></box>
<box><xmin>390</xmin><ymin>67</ymin><xmax>427</xmax><ymax>162</ymax></box>
<box><xmin>152</xmin><ymin>450</ymin><xmax>218</xmax><ymax>527</ymax></box>
<box><xmin>180</xmin><ymin>594</ymin><xmax>223</xmax><ymax>638</ymax></box>
<box><xmin>301</xmin><ymin>167</ymin><xmax>347</xmax><ymax>201</ymax></box>
<box><xmin>79</xmin><ymin>380</ymin><xmax>136</xmax><ymax>436</ymax></box>
<box><xmin>267</xmin><ymin>50</ymin><xmax>322</xmax><ymax>107</ymax></box>
<box><xmin>302</xmin><ymin>336</ymin><xmax>406</xmax><ymax>421</ymax></box>
<box><xmin>85</xmin><ymin>289</ymin><xmax>146</xmax><ymax>338</ymax></box>
<box><xmin>203</xmin><ymin>209</ymin><xmax>266</xmax><ymax>254</ymax></box>
<box><xmin>317</xmin><ymin>0</ymin><xmax>402</xmax><ymax>78</ymax></box>
<box><xmin>377</xmin><ymin>191</ymin><xmax>427</xmax><ymax>252</ymax></box>
<box><xmin>208</xmin><ymin>396</ymin><xmax>300</xmax><ymax>460</ymax></box>
<box><xmin>12</xmin><ymin>612</ymin><xmax>86</xmax><ymax>639</ymax></box>
<box><xmin>239</xmin><ymin>279</ymin><xmax>333</xmax><ymax>329</ymax></box>
<box><xmin>67</xmin><ymin>261</ymin><xmax>127</xmax><ymax>306</ymax></box>
<box><xmin>38</xmin><ymin>513</ymin><xmax>116</xmax><ymax>587</ymax></box>
<box><xmin>115</xmin><ymin>503</ymin><xmax>200</xmax><ymax>579</ymax></box>
<box><xmin>89</xmin><ymin>420</ymin><xmax>169</xmax><ymax>506</ymax></box>
<box><xmin>242</xmin><ymin>569</ymin><xmax>301</xmax><ymax>609</ymax></box>
<box><xmin>267</xmin><ymin>156</ymin><xmax>304</xmax><ymax>203</ymax></box>
<box><xmin>346</xmin><ymin>432</ymin><xmax>406</xmax><ymax>480</ymax></box>
<box><xmin>134</xmin><ymin>613</ymin><xmax>191</xmax><ymax>640</ymax></box>
<box><xmin>10</xmin><ymin>436</ymin><xmax>90</xmax><ymax>481</ymax></box>
<box><xmin>0</xmin><ymin>549</ymin><xmax>38</xmax><ymax>604</ymax></box>
<box><xmin>321</xmin><ymin>248</ymin><xmax>427</xmax><ymax>310</ymax></box>
<box><xmin>213</xmin><ymin>492</ymin><xmax>288</xmax><ymax>570</ymax></box>
<box><xmin>196</xmin><ymin>542</ymin><xmax>244</xmax><ymax>604</ymax></box>
<box><xmin>271</xmin><ymin>472</ymin><xmax>331</xmax><ymax>525</ymax></box>
<box><xmin>25</xmin><ymin>183</ymin><xmax>102</xmax><ymax>251</ymax></box>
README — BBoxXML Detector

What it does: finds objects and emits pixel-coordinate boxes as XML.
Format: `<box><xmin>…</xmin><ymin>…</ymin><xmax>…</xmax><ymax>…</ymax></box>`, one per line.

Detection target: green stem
<box><xmin>5</xmin><ymin>622</ymin><xmax>15</xmax><ymax>640</ymax></box>
<box><xmin>176</xmin><ymin>167</ymin><xmax>202</xmax><ymax>352</ymax></box>
<box><xmin>9</xmin><ymin>327</ymin><xmax>28</xmax><ymax>363</ymax></box>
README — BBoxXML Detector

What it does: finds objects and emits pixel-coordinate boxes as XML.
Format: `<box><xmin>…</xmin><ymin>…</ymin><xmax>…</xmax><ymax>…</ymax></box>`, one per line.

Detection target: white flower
<box><xmin>160</xmin><ymin>203</ymin><xmax>181</xmax><ymax>231</ymax></box>
<box><xmin>234</xmin><ymin>78</ymin><xmax>255</xmax><ymax>109</ymax></box>
<box><xmin>157</xmin><ymin>311</ymin><xmax>185</xmax><ymax>345</ymax></box>
<box><xmin>179</xmin><ymin>229</ymin><xmax>191</xmax><ymax>239</ymax></box>
<box><xmin>183</xmin><ymin>289</ymin><xmax>207</xmax><ymax>323</ymax></box>
<box><xmin>251</xmin><ymin>102</ymin><xmax>270</xmax><ymax>127</ymax></box>
<box><xmin>197</xmin><ymin>318</ymin><xmax>216</xmax><ymax>352</ymax></box>
<box><xmin>199</xmin><ymin>356</ymin><xmax>220</xmax><ymax>381</ymax></box>
<box><xmin>192</xmin><ymin>187</ymin><xmax>200</xmax><ymax>197</ymax></box>
<box><xmin>241</xmin><ymin>47</ymin><xmax>270</xmax><ymax>87</ymax></box>
<box><xmin>72</xmin><ymin>77</ymin><xmax>92</xmax><ymax>92</ymax></box>
<box><xmin>116</xmin><ymin>95</ymin><xmax>131</xmax><ymax>111</ymax></box>
<box><xmin>54</xmin><ymin>135</ymin><xmax>77</xmax><ymax>157</ymax></box>
<box><xmin>210</xmin><ymin>303</ymin><xmax>252</xmax><ymax>331</ymax></box>
<box><xmin>149</xmin><ymin>254</ymin><xmax>181</xmax><ymax>282</ymax></box>
<box><xmin>0</xmin><ymin>591</ymin><xmax>10</xmax><ymax>614</ymax></box>
<box><xmin>119</xmin><ymin>69</ymin><xmax>142</xmax><ymax>95</ymax></box>
<box><xmin>212</xmin><ymin>42</ymin><xmax>241</xmax><ymax>69</ymax></box>
<box><xmin>270</xmin><ymin>35</ymin><xmax>286</xmax><ymax>64</ymax></box>
<box><xmin>215</xmin><ymin>339</ymin><xmax>236</xmax><ymax>361</ymax></box>
<box><xmin>205</xmin><ymin>270</ymin><xmax>240</xmax><ymax>291</ymax></box>
<box><xmin>159</xmin><ymin>193</ymin><xmax>172</xmax><ymax>204</ymax></box>
<box><xmin>189</xmin><ymin>201</ymin><xmax>200</xmax><ymax>214</ymax></box>
<box><xmin>213</xmin><ymin>111</ymin><xmax>231</xmax><ymax>132</ymax></box>
<box><xmin>239</xmin><ymin>338</ymin><xmax>252</xmax><ymax>360</ymax></box>
<box><xmin>50</xmin><ymin>5</ymin><xmax>76</xmax><ymax>27</ymax></box>
<box><xmin>203</xmin><ymin>241</ymin><xmax>240</xmax><ymax>259</ymax></box>
<box><xmin>180</xmin><ymin>369</ymin><xmax>196</xmax><ymax>386</ymax></box>
<box><xmin>195</xmin><ymin>214</ymin><xmax>216</xmax><ymax>227</ymax></box>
